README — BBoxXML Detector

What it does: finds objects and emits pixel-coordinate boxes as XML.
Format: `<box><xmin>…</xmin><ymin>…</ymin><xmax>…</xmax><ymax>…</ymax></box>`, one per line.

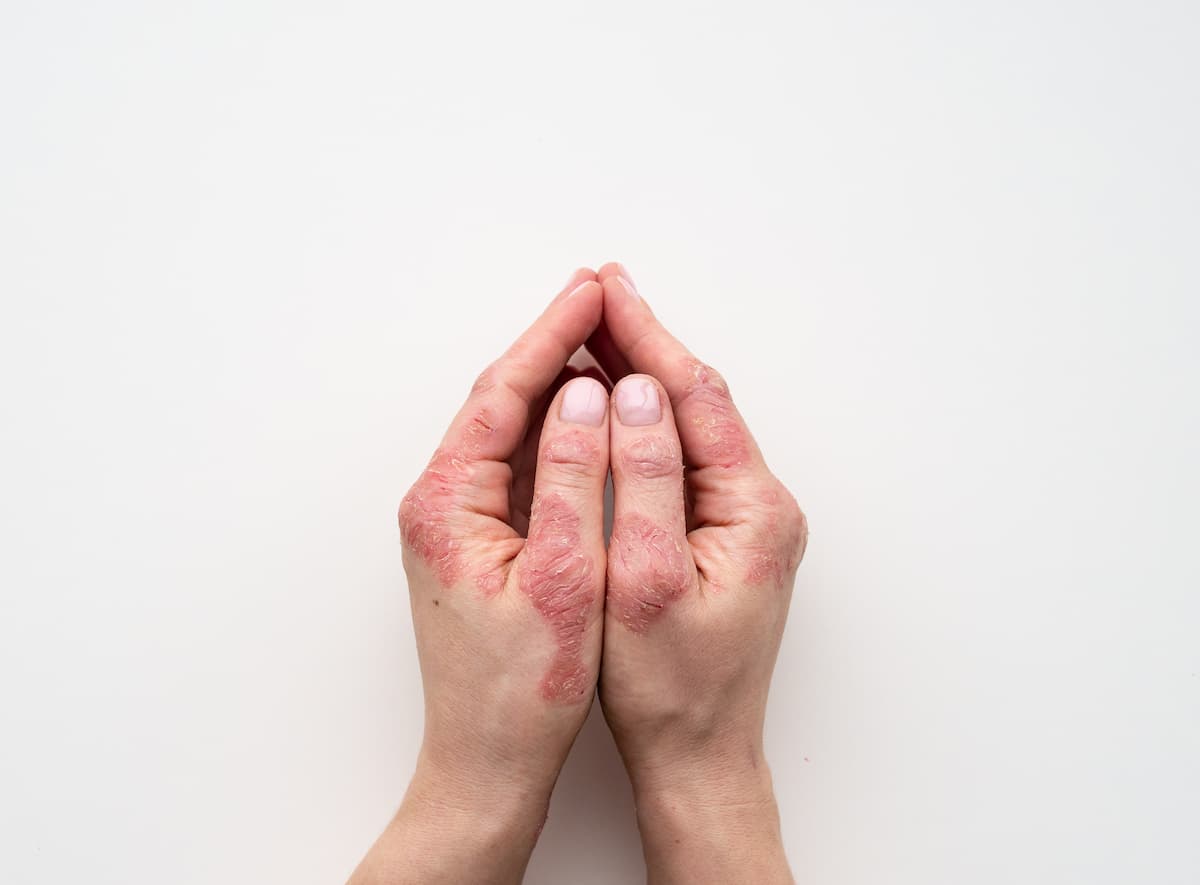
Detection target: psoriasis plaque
<box><xmin>609</xmin><ymin>513</ymin><xmax>692</xmax><ymax>633</ymax></box>
<box><xmin>518</xmin><ymin>492</ymin><xmax>597</xmax><ymax>702</ymax></box>
<box><xmin>680</xmin><ymin>358</ymin><xmax>750</xmax><ymax>468</ymax></box>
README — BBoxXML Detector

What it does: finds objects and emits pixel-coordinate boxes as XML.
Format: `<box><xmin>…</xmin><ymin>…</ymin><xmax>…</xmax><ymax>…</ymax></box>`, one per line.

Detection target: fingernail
<box><xmin>616</xmin><ymin>276</ymin><xmax>640</xmax><ymax>301</ymax></box>
<box><xmin>566</xmin><ymin>281</ymin><xmax>591</xmax><ymax>299</ymax></box>
<box><xmin>616</xmin><ymin>263</ymin><xmax>636</xmax><ymax>289</ymax></box>
<box><xmin>615</xmin><ymin>378</ymin><xmax>661</xmax><ymax>426</ymax></box>
<box><xmin>560</xmin><ymin>377</ymin><xmax>607</xmax><ymax>426</ymax></box>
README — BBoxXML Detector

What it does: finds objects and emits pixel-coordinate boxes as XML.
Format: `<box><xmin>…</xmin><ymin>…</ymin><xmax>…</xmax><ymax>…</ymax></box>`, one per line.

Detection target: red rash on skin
<box><xmin>680</xmin><ymin>358</ymin><xmax>751</xmax><ymax>468</ymax></box>
<box><xmin>608</xmin><ymin>513</ymin><xmax>692</xmax><ymax>633</ymax></box>
<box><xmin>398</xmin><ymin>408</ymin><xmax>499</xmax><ymax>588</ymax></box>
<box><xmin>475</xmin><ymin>570</ymin><xmax>504</xmax><ymax>596</ymax></box>
<box><xmin>518</xmin><ymin>492</ymin><xmax>596</xmax><ymax>702</ymax></box>
<box><xmin>620</xmin><ymin>435</ymin><xmax>683</xmax><ymax>479</ymax></box>
<box><xmin>399</xmin><ymin>447</ymin><xmax>472</xmax><ymax>586</ymax></box>
<box><xmin>542</xmin><ymin>430</ymin><xmax>601</xmax><ymax>466</ymax></box>
<box><xmin>744</xmin><ymin>486</ymin><xmax>809</xmax><ymax>588</ymax></box>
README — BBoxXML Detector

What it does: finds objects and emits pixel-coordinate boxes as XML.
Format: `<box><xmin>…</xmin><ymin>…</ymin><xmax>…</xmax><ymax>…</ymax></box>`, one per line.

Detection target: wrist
<box><xmin>348</xmin><ymin>754</ymin><xmax>553</xmax><ymax>885</ymax></box>
<box><xmin>625</xmin><ymin>742</ymin><xmax>793</xmax><ymax>885</ymax></box>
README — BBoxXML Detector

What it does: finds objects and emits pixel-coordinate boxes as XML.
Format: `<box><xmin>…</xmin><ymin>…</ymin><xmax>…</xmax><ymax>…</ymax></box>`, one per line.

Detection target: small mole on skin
<box><xmin>433</xmin><ymin>599</ymin><xmax>439</xmax><ymax>606</ymax></box>
<box><xmin>518</xmin><ymin>493</ymin><xmax>596</xmax><ymax>702</ymax></box>
<box><xmin>609</xmin><ymin>514</ymin><xmax>692</xmax><ymax>633</ymax></box>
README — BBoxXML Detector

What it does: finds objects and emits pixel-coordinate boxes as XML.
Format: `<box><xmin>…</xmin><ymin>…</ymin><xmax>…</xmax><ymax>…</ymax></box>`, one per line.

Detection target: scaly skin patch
<box><xmin>542</xmin><ymin>430</ymin><xmax>601</xmax><ymax>466</ymax></box>
<box><xmin>474</xmin><ymin>570</ymin><xmax>504</xmax><ymax>596</ymax></box>
<box><xmin>619</xmin><ymin>435</ymin><xmax>683</xmax><ymax>479</ymax></box>
<box><xmin>680</xmin><ymin>359</ymin><xmax>750</xmax><ymax>467</ymax></box>
<box><xmin>399</xmin><ymin>406</ymin><xmax>502</xmax><ymax>588</ymax></box>
<box><xmin>518</xmin><ymin>493</ymin><xmax>596</xmax><ymax>702</ymax></box>
<box><xmin>399</xmin><ymin>447</ymin><xmax>473</xmax><ymax>586</ymax></box>
<box><xmin>609</xmin><ymin>514</ymin><xmax>692</xmax><ymax>633</ymax></box>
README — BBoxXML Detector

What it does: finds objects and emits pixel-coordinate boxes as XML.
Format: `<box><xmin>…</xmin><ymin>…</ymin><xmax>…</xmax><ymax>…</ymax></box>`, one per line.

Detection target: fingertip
<box><xmin>612</xmin><ymin>373</ymin><xmax>663</xmax><ymax>427</ymax></box>
<box><xmin>559</xmin><ymin>375</ymin><xmax>609</xmax><ymax>428</ymax></box>
<box><xmin>595</xmin><ymin>261</ymin><xmax>626</xmax><ymax>282</ymax></box>
<box><xmin>575</xmin><ymin>364</ymin><xmax>613</xmax><ymax>392</ymax></box>
<box><xmin>561</xmin><ymin>266</ymin><xmax>599</xmax><ymax>292</ymax></box>
<box><xmin>554</xmin><ymin>279</ymin><xmax>605</xmax><ymax>334</ymax></box>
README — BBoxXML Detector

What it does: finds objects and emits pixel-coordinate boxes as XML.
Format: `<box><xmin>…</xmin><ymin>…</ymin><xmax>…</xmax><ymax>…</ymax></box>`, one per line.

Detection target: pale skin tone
<box><xmin>348</xmin><ymin>264</ymin><xmax>807</xmax><ymax>885</ymax></box>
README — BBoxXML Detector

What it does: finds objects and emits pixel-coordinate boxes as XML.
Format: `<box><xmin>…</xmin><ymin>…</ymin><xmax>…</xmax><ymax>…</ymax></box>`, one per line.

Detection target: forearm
<box><xmin>629</xmin><ymin>749</ymin><xmax>793</xmax><ymax>885</ymax></box>
<box><xmin>348</xmin><ymin>758</ymin><xmax>551</xmax><ymax>885</ymax></box>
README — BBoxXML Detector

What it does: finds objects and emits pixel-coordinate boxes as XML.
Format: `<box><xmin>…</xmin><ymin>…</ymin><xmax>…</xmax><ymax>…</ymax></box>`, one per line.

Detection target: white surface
<box><xmin>2</xmin><ymin>2</ymin><xmax>1198</xmax><ymax>883</ymax></box>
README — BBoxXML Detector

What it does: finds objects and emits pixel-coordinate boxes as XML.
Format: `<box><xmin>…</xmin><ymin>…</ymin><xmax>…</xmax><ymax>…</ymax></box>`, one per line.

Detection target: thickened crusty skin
<box><xmin>398</xmin><ymin>447</ymin><xmax>474</xmax><ymax>587</ymax></box>
<box><xmin>679</xmin><ymin>359</ymin><xmax>751</xmax><ymax>469</ymax></box>
<box><xmin>398</xmin><ymin>402</ymin><xmax>502</xmax><ymax>588</ymax></box>
<box><xmin>517</xmin><ymin>492</ymin><xmax>598</xmax><ymax>702</ymax></box>
<box><xmin>542</xmin><ymin>429</ymin><xmax>602</xmax><ymax>466</ymax></box>
<box><xmin>608</xmin><ymin>513</ymin><xmax>693</xmax><ymax>633</ymax></box>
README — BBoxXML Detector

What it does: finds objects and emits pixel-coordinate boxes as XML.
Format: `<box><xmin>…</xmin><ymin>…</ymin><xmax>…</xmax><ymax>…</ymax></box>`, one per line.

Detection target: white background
<box><xmin>2</xmin><ymin>2</ymin><xmax>1198</xmax><ymax>883</ymax></box>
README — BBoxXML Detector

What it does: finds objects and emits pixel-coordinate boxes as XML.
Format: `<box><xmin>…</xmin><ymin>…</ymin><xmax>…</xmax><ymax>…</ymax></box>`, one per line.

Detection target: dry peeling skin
<box><xmin>399</xmin><ymin>447</ymin><xmax>473</xmax><ymax>586</ymax></box>
<box><xmin>399</xmin><ymin>405</ymin><xmax>503</xmax><ymax>589</ymax></box>
<box><xmin>621</xmin><ymin>435</ymin><xmax>682</xmax><ymax>478</ymax></box>
<box><xmin>518</xmin><ymin>493</ymin><xmax>595</xmax><ymax>702</ymax></box>
<box><xmin>746</xmin><ymin>542</ymin><xmax>788</xmax><ymax>589</ymax></box>
<box><xmin>609</xmin><ymin>514</ymin><xmax>692</xmax><ymax>633</ymax></box>
<box><xmin>681</xmin><ymin>359</ymin><xmax>750</xmax><ymax>467</ymax></box>
<box><xmin>542</xmin><ymin>429</ymin><xmax>601</xmax><ymax>466</ymax></box>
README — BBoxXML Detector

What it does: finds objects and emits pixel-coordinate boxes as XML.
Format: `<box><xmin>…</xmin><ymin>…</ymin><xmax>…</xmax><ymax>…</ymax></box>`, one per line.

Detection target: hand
<box><xmin>350</xmin><ymin>270</ymin><xmax>612</xmax><ymax>885</ymax></box>
<box><xmin>588</xmin><ymin>264</ymin><xmax>808</xmax><ymax>885</ymax></box>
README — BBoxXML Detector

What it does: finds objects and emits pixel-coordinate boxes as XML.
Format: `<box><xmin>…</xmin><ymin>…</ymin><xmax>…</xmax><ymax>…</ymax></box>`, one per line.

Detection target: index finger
<box><xmin>590</xmin><ymin>263</ymin><xmax>766</xmax><ymax>476</ymax></box>
<box><xmin>440</xmin><ymin>271</ymin><xmax>604</xmax><ymax>463</ymax></box>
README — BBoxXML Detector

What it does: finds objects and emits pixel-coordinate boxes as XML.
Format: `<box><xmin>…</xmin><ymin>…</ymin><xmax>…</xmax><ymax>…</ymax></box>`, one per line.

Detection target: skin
<box><xmin>349</xmin><ymin>264</ymin><xmax>807</xmax><ymax>885</ymax></box>
<box><xmin>593</xmin><ymin>264</ymin><xmax>807</xmax><ymax>884</ymax></box>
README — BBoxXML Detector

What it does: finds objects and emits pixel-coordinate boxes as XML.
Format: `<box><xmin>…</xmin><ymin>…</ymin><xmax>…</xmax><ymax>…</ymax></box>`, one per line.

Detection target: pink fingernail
<box><xmin>566</xmin><ymin>281</ymin><xmax>591</xmax><ymax>298</ymax></box>
<box><xmin>615</xmin><ymin>378</ymin><xmax>660</xmax><ymax>426</ymax></box>
<box><xmin>616</xmin><ymin>263</ymin><xmax>636</xmax><ymax>289</ymax></box>
<box><xmin>560</xmin><ymin>377</ymin><xmax>607</xmax><ymax>426</ymax></box>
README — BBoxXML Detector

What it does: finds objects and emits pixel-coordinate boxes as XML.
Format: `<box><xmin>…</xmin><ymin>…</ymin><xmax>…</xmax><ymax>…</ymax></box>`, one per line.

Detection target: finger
<box><xmin>509</xmin><ymin>366</ymin><xmax>584</xmax><ymax>535</ymax></box>
<box><xmin>597</xmin><ymin>267</ymin><xmax>766</xmax><ymax>477</ymax></box>
<box><xmin>515</xmin><ymin>376</ymin><xmax>611</xmax><ymax>702</ymax></box>
<box><xmin>587</xmin><ymin>262</ymin><xmax>635</xmax><ymax>381</ymax></box>
<box><xmin>399</xmin><ymin>272</ymin><xmax>601</xmax><ymax>586</ymax></box>
<box><xmin>443</xmin><ymin>270</ymin><xmax>603</xmax><ymax>464</ymax></box>
<box><xmin>584</xmin><ymin>313</ymin><xmax>634</xmax><ymax>384</ymax></box>
<box><xmin>607</xmin><ymin>374</ymin><xmax>697</xmax><ymax>632</ymax></box>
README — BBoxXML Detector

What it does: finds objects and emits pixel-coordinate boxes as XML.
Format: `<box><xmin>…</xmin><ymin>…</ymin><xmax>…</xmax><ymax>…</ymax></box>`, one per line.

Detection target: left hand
<box><xmin>350</xmin><ymin>269</ymin><xmax>612</xmax><ymax>885</ymax></box>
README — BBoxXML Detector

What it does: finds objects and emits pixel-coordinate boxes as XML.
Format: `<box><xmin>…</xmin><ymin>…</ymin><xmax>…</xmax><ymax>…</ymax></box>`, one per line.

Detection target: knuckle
<box><xmin>684</xmin><ymin>358</ymin><xmax>732</xmax><ymax>400</ymax></box>
<box><xmin>772</xmin><ymin>483</ymin><xmax>809</xmax><ymax>564</ymax></box>
<box><xmin>541</xmin><ymin>430</ymin><xmax>604</xmax><ymax>474</ymax></box>
<box><xmin>396</xmin><ymin>494</ymin><xmax>418</xmax><ymax>537</ymax></box>
<box><xmin>617</xmin><ymin>435</ymin><xmax>682</xmax><ymax>480</ymax></box>
<box><xmin>460</xmin><ymin>404</ymin><xmax>516</xmax><ymax>449</ymax></box>
<box><xmin>470</xmin><ymin>364</ymin><xmax>498</xmax><ymax>397</ymax></box>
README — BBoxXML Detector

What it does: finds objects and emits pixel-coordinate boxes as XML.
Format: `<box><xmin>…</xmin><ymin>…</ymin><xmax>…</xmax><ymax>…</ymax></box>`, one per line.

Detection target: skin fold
<box><xmin>349</xmin><ymin>265</ymin><xmax>807</xmax><ymax>885</ymax></box>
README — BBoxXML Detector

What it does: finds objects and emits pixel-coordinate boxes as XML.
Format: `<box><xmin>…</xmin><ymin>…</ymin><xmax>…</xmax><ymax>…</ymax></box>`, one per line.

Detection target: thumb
<box><xmin>514</xmin><ymin>376</ymin><xmax>610</xmax><ymax>703</ymax></box>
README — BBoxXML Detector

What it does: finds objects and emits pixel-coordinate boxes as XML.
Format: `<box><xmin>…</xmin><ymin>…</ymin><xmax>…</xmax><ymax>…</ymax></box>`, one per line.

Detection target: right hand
<box><xmin>588</xmin><ymin>263</ymin><xmax>808</xmax><ymax>884</ymax></box>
